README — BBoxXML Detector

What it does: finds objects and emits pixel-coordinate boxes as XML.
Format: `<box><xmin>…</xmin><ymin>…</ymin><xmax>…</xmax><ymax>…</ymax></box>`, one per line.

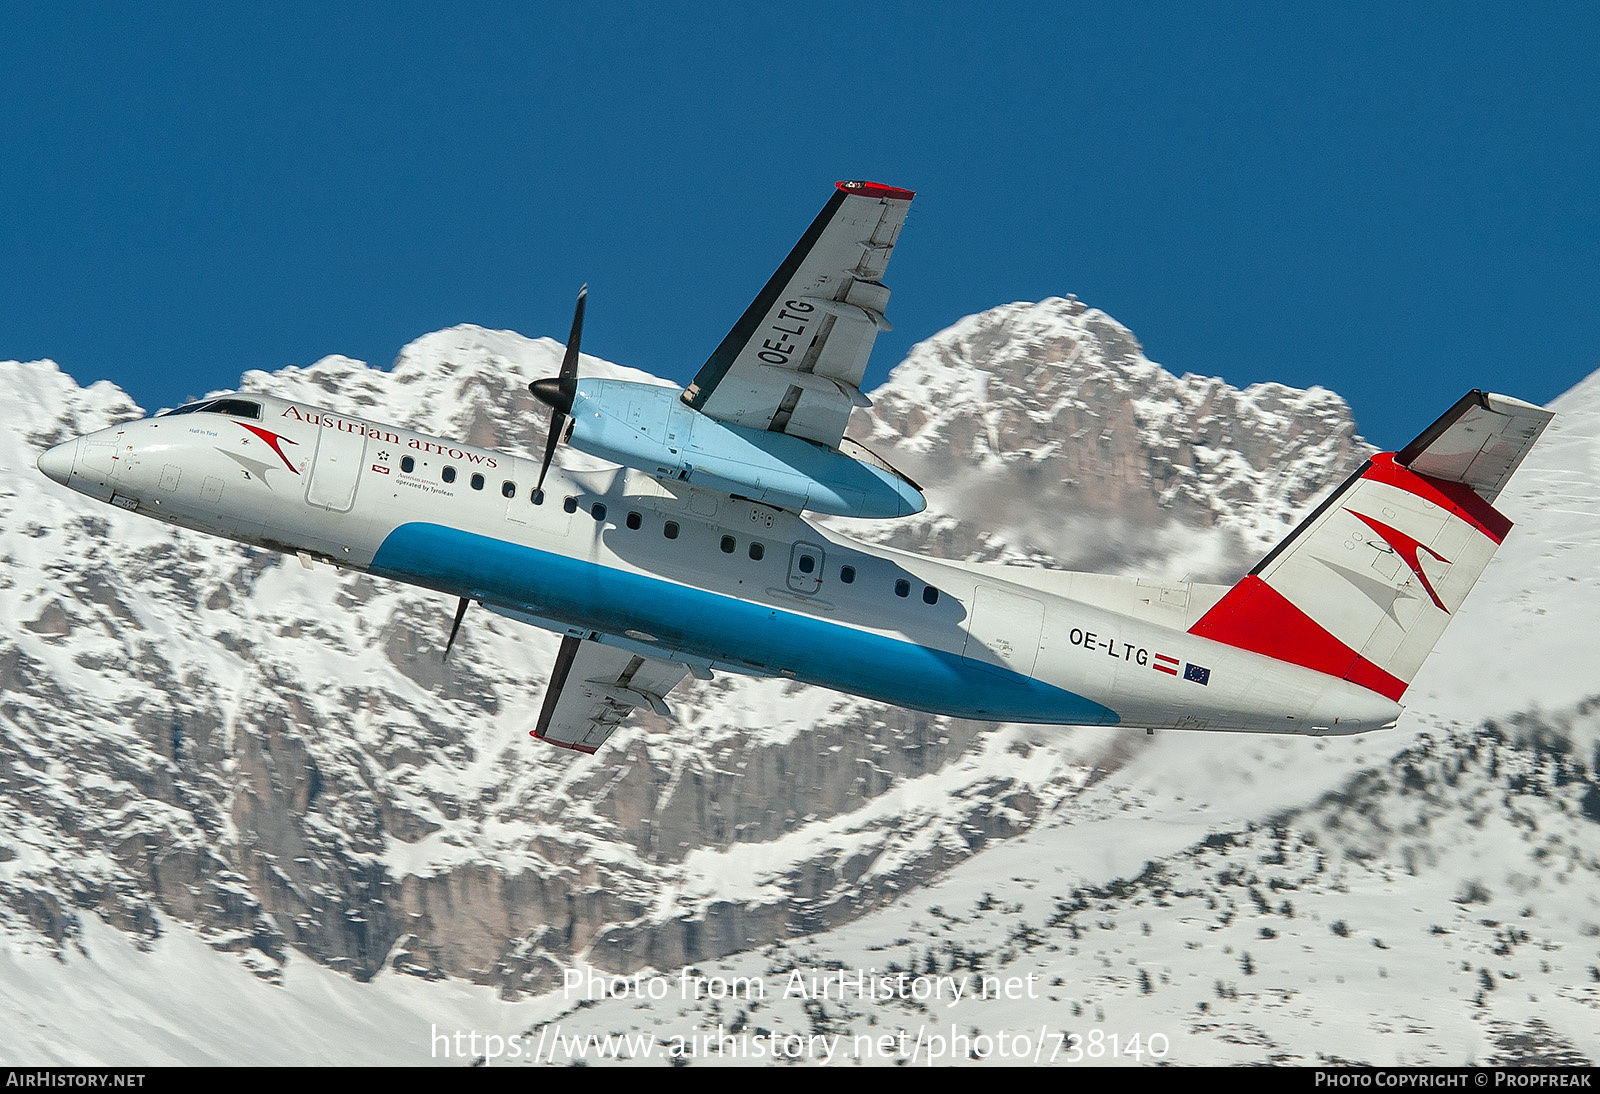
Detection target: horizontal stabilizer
<box><xmin>1397</xmin><ymin>389</ymin><xmax>1554</xmax><ymax>504</ymax></box>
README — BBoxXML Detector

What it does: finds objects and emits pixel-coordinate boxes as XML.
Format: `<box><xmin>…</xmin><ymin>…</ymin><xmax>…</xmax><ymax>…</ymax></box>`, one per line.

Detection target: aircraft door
<box><xmin>787</xmin><ymin>541</ymin><xmax>826</xmax><ymax>595</ymax></box>
<box><xmin>962</xmin><ymin>585</ymin><xmax>1044</xmax><ymax>679</ymax></box>
<box><xmin>305</xmin><ymin>427</ymin><xmax>367</xmax><ymax>512</ymax></box>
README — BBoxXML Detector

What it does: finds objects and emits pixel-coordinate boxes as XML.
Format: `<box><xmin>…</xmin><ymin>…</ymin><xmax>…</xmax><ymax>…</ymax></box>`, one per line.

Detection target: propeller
<box><xmin>447</xmin><ymin>288</ymin><xmax>584</xmax><ymax>668</ymax></box>
<box><xmin>529</xmin><ymin>285</ymin><xmax>587</xmax><ymax>495</ymax></box>
<box><xmin>442</xmin><ymin>596</ymin><xmax>470</xmax><ymax>661</ymax></box>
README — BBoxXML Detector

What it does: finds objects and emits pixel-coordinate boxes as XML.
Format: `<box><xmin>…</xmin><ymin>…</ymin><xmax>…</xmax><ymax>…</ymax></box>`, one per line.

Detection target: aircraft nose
<box><xmin>37</xmin><ymin>438</ymin><xmax>79</xmax><ymax>487</ymax></box>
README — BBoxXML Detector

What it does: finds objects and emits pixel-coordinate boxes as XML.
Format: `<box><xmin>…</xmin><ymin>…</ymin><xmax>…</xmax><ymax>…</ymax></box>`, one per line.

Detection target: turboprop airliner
<box><xmin>37</xmin><ymin>181</ymin><xmax>1553</xmax><ymax>753</ymax></box>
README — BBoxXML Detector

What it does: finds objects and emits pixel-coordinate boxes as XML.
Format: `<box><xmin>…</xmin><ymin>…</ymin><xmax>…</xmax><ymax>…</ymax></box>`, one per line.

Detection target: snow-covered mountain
<box><xmin>842</xmin><ymin>298</ymin><xmax>1367</xmax><ymax>582</ymax></box>
<box><xmin>1</xmin><ymin>299</ymin><xmax>1592</xmax><ymax>1065</ymax></box>
<box><xmin>516</xmin><ymin>360</ymin><xmax>1600</xmax><ymax>1067</ymax></box>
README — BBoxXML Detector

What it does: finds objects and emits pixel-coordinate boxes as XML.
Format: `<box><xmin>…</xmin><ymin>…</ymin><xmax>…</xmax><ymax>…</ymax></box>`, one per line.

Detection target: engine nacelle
<box><xmin>565</xmin><ymin>378</ymin><xmax>925</xmax><ymax>518</ymax></box>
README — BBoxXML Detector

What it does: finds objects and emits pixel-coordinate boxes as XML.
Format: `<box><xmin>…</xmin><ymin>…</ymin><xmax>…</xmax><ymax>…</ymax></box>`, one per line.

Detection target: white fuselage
<box><xmin>39</xmin><ymin>394</ymin><xmax>1403</xmax><ymax>736</ymax></box>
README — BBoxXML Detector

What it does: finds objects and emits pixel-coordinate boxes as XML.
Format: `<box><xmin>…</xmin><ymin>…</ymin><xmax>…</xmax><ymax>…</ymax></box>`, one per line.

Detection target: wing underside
<box><xmin>533</xmin><ymin>635</ymin><xmax>691</xmax><ymax>753</ymax></box>
<box><xmin>682</xmin><ymin>180</ymin><xmax>914</xmax><ymax>450</ymax></box>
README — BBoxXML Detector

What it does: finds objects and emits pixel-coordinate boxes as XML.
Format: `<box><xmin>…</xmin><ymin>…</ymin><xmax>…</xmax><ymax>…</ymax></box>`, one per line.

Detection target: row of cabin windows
<box><xmin>398</xmin><ymin>454</ymin><xmax>532</xmax><ymax>500</ymax></box>
<box><xmin>394</xmin><ymin>456</ymin><xmax>943</xmax><ymax>605</ymax></box>
<box><xmin>702</xmin><ymin>527</ymin><xmax>939</xmax><ymax>604</ymax></box>
<box><xmin>557</xmin><ymin>497</ymin><xmax>946</xmax><ymax>604</ymax></box>
<box><xmin>831</xmin><ymin>564</ymin><xmax>934</xmax><ymax>602</ymax></box>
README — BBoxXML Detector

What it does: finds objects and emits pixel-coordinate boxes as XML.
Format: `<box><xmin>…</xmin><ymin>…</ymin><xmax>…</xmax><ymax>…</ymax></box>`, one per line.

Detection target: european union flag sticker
<box><xmin>1184</xmin><ymin>663</ymin><xmax>1211</xmax><ymax>686</ymax></box>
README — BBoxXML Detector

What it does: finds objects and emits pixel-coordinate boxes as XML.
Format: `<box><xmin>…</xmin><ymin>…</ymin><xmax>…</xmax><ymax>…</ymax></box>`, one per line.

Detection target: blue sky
<box><xmin>3</xmin><ymin>4</ymin><xmax>1596</xmax><ymax>449</ymax></box>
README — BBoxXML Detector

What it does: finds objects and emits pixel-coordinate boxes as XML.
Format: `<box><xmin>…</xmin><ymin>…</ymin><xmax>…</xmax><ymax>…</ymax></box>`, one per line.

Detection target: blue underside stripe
<box><xmin>370</xmin><ymin>522</ymin><xmax>1119</xmax><ymax>725</ymax></box>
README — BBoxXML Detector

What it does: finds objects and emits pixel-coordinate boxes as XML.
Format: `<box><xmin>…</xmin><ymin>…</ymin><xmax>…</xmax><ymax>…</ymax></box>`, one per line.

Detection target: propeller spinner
<box><xmin>529</xmin><ymin>285</ymin><xmax>587</xmax><ymax>495</ymax></box>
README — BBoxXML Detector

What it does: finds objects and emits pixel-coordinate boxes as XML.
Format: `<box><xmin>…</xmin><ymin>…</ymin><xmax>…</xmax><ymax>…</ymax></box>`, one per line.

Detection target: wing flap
<box><xmin>533</xmin><ymin>636</ymin><xmax>691</xmax><ymax>754</ymax></box>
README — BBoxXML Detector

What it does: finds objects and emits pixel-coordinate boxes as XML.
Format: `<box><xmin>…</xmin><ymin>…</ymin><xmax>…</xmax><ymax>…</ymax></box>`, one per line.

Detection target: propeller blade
<box><xmin>529</xmin><ymin>285</ymin><xmax>588</xmax><ymax>494</ymax></box>
<box><xmin>559</xmin><ymin>284</ymin><xmax>587</xmax><ymax>388</ymax></box>
<box><xmin>443</xmin><ymin>596</ymin><xmax>470</xmax><ymax>661</ymax></box>
<box><xmin>533</xmin><ymin>409</ymin><xmax>564</xmax><ymax>494</ymax></box>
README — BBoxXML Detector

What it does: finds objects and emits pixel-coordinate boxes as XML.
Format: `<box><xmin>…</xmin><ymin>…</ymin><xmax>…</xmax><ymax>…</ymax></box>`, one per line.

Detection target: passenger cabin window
<box><xmin>501</xmin><ymin>480</ymin><xmax>516</xmax><ymax>498</ymax></box>
<box><xmin>895</xmin><ymin>579</ymin><xmax>910</xmax><ymax>598</ymax></box>
<box><xmin>840</xmin><ymin>565</ymin><xmax>856</xmax><ymax>584</ymax></box>
<box><xmin>442</xmin><ymin>466</ymin><xmax>457</xmax><ymax>484</ymax></box>
<box><xmin>923</xmin><ymin>585</ymin><xmax>939</xmax><ymax>605</ymax></box>
<box><xmin>748</xmin><ymin>542</ymin><xmax>764</xmax><ymax>561</ymax></box>
<box><xmin>797</xmin><ymin>554</ymin><xmax>816</xmax><ymax>574</ymax></box>
<box><xmin>531</xmin><ymin>488</ymin><xmax>545</xmax><ymax>505</ymax></box>
<box><xmin>592</xmin><ymin>502</ymin><xmax>607</xmax><ymax>522</ymax></box>
<box><xmin>626</xmin><ymin>511</ymin><xmax>641</xmax><ymax>530</ymax></box>
<box><xmin>720</xmin><ymin>535</ymin><xmax>736</xmax><ymax>554</ymax></box>
<box><xmin>401</xmin><ymin>456</ymin><xmax>415</xmax><ymax>473</ymax></box>
<box><xmin>470</xmin><ymin>473</ymin><xmax>485</xmax><ymax>491</ymax></box>
<box><xmin>664</xmin><ymin>521</ymin><xmax>679</xmax><ymax>540</ymax></box>
<box><xmin>563</xmin><ymin>496</ymin><xmax>578</xmax><ymax>513</ymax></box>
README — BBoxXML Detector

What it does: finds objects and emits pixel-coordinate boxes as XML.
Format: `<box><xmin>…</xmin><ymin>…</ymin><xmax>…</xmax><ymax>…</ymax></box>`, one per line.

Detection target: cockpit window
<box><xmin>207</xmin><ymin>398</ymin><xmax>262</xmax><ymax>419</ymax></box>
<box><xmin>159</xmin><ymin>398</ymin><xmax>262</xmax><ymax>420</ymax></box>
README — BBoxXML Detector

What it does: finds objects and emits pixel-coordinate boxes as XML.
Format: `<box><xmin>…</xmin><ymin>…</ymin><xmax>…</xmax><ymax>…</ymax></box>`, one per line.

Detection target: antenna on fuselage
<box><xmin>528</xmin><ymin>284</ymin><xmax>587</xmax><ymax>495</ymax></box>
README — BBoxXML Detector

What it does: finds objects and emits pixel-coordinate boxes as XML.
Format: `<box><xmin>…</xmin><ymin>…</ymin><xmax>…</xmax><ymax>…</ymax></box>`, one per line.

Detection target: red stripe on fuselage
<box><xmin>1188</xmin><ymin>576</ymin><xmax>1408</xmax><ymax>702</ymax></box>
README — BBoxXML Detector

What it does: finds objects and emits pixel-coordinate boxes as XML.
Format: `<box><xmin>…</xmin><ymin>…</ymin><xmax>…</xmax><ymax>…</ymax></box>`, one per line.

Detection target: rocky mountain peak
<box><xmin>844</xmin><ymin>297</ymin><xmax>1371</xmax><ymax>579</ymax></box>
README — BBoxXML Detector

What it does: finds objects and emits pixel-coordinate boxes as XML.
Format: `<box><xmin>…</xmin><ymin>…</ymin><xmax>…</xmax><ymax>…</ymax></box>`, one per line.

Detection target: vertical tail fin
<box><xmin>1189</xmin><ymin>391</ymin><xmax>1552</xmax><ymax>701</ymax></box>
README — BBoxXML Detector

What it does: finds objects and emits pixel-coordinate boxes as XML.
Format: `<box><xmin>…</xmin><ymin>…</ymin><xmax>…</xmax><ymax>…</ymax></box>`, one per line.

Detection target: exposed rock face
<box><xmin>847</xmin><ymin>297</ymin><xmax>1369</xmax><ymax>580</ymax></box>
<box><xmin>0</xmin><ymin>300</ymin><xmax>1370</xmax><ymax>995</ymax></box>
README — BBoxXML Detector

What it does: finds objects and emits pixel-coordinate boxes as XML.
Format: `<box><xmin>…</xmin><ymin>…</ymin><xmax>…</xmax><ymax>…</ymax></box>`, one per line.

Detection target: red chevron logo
<box><xmin>237</xmin><ymin>423</ymin><xmax>302</xmax><ymax>473</ymax></box>
<box><xmin>1346</xmin><ymin>509</ymin><xmax>1451</xmax><ymax>613</ymax></box>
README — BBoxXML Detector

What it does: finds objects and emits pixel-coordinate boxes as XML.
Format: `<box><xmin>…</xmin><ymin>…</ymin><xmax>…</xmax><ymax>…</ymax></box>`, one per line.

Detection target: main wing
<box><xmin>682</xmin><ymin>180</ymin><xmax>914</xmax><ymax>449</ymax></box>
<box><xmin>533</xmin><ymin>635</ymin><xmax>691</xmax><ymax>754</ymax></box>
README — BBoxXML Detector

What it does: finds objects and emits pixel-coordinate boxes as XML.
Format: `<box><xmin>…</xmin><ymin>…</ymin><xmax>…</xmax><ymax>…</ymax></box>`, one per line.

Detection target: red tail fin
<box><xmin>1189</xmin><ymin>391</ymin><xmax>1551</xmax><ymax>701</ymax></box>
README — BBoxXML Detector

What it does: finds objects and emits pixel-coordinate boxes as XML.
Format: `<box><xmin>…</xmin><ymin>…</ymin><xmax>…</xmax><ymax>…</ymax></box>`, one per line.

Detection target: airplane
<box><xmin>36</xmin><ymin>181</ymin><xmax>1554</xmax><ymax>754</ymax></box>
